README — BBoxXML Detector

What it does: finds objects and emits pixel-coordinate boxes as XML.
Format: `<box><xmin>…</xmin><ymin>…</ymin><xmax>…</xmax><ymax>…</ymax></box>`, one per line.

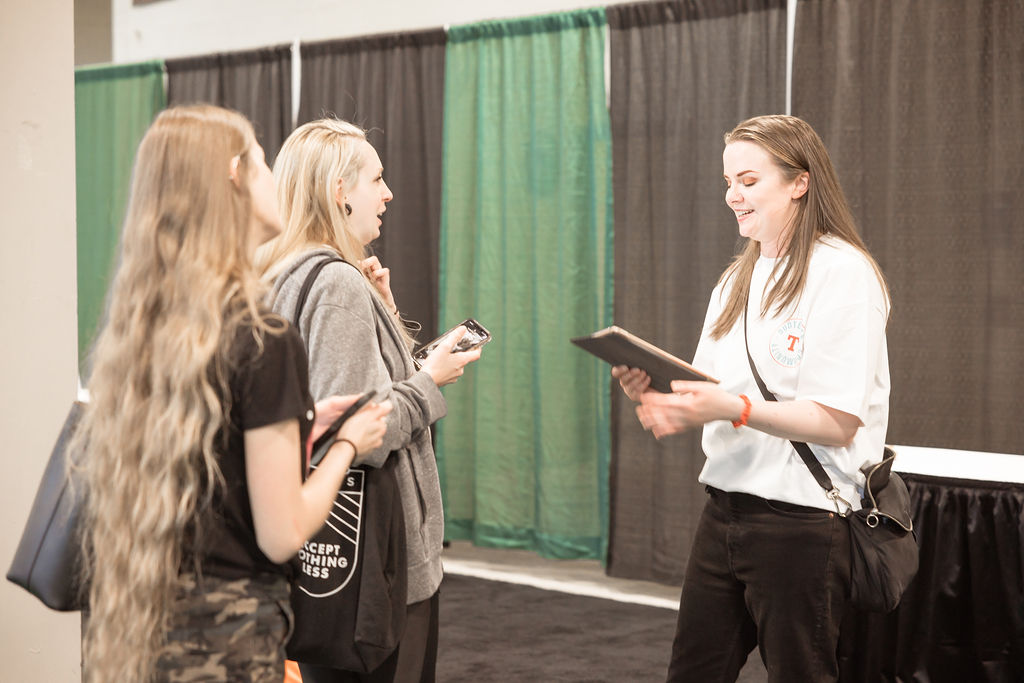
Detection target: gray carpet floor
<box><xmin>436</xmin><ymin>573</ymin><xmax>768</xmax><ymax>682</ymax></box>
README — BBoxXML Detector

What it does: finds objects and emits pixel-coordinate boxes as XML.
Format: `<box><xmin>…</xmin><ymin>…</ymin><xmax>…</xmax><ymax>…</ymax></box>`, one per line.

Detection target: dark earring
<box><xmin>344</xmin><ymin>203</ymin><xmax>352</xmax><ymax>215</ymax></box>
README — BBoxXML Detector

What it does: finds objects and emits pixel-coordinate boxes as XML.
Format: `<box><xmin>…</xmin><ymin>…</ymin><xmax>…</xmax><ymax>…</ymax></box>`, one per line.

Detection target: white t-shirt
<box><xmin>692</xmin><ymin>235</ymin><xmax>890</xmax><ymax>511</ymax></box>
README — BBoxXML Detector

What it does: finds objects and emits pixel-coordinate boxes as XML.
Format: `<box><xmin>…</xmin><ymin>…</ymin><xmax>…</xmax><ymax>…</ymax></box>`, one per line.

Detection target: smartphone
<box><xmin>309</xmin><ymin>390</ymin><xmax>378</xmax><ymax>468</ymax></box>
<box><xmin>413</xmin><ymin>318</ymin><xmax>492</xmax><ymax>361</ymax></box>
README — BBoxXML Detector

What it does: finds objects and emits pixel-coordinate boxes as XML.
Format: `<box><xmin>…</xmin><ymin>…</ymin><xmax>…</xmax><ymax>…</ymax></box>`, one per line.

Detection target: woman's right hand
<box><xmin>612</xmin><ymin>365</ymin><xmax>652</xmax><ymax>402</ymax></box>
<box><xmin>336</xmin><ymin>399</ymin><xmax>392</xmax><ymax>457</ymax></box>
<box><xmin>421</xmin><ymin>325</ymin><xmax>483</xmax><ymax>387</ymax></box>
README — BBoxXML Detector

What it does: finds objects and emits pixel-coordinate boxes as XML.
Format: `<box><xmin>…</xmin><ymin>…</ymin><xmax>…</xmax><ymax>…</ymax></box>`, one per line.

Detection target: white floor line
<box><xmin>443</xmin><ymin>559</ymin><xmax>679</xmax><ymax>611</ymax></box>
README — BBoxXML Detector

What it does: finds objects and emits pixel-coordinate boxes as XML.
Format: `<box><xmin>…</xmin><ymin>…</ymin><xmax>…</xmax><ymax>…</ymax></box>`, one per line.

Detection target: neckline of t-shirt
<box><xmin>758</xmin><ymin>234</ymin><xmax>845</xmax><ymax>265</ymax></box>
<box><xmin>756</xmin><ymin>252</ymin><xmax>785</xmax><ymax>267</ymax></box>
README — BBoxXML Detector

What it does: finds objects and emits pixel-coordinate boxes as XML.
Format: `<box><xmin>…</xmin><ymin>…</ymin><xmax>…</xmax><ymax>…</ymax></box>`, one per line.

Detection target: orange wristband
<box><xmin>732</xmin><ymin>394</ymin><xmax>752</xmax><ymax>428</ymax></box>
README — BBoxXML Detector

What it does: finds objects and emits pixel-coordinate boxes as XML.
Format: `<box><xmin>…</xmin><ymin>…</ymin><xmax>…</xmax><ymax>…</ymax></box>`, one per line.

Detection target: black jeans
<box><xmin>666</xmin><ymin>488</ymin><xmax>851</xmax><ymax>683</ymax></box>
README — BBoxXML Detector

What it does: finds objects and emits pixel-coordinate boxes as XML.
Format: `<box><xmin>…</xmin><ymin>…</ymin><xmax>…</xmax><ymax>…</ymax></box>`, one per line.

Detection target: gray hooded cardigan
<box><xmin>269</xmin><ymin>247</ymin><xmax>447</xmax><ymax>605</ymax></box>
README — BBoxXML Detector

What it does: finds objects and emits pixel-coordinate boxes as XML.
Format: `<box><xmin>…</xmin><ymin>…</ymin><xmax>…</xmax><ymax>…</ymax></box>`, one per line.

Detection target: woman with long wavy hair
<box><xmin>76</xmin><ymin>104</ymin><xmax>392</xmax><ymax>682</ymax></box>
<box><xmin>258</xmin><ymin>118</ymin><xmax>480</xmax><ymax>683</ymax></box>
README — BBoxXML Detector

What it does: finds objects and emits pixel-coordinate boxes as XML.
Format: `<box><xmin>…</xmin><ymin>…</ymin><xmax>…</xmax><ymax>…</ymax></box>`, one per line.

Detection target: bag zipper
<box><xmin>862</xmin><ymin>459</ymin><xmax>913</xmax><ymax>532</ymax></box>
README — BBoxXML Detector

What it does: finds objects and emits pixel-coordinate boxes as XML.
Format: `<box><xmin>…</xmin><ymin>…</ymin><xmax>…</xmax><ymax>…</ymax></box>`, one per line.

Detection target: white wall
<box><xmin>0</xmin><ymin>1</ymin><xmax>82</xmax><ymax>680</ymax></box>
<box><xmin>114</xmin><ymin>0</ymin><xmax>602</xmax><ymax>62</ymax></box>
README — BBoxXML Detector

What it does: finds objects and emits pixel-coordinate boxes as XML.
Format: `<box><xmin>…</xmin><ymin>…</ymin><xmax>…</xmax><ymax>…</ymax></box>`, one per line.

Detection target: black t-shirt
<box><xmin>187</xmin><ymin>318</ymin><xmax>314</xmax><ymax>579</ymax></box>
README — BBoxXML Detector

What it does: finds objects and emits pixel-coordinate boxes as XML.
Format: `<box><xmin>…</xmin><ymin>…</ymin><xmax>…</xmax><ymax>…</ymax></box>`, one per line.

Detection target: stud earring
<box><xmin>344</xmin><ymin>203</ymin><xmax>353</xmax><ymax>215</ymax></box>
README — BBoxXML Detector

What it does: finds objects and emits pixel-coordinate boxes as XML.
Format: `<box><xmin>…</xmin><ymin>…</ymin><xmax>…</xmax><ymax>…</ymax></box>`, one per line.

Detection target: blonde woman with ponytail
<box><xmin>259</xmin><ymin>118</ymin><xmax>480</xmax><ymax>683</ymax></box>
<box><xmin>77</xmin><ymin>105</ymin><xmax>391</xmax><ymax>682</ymax></box>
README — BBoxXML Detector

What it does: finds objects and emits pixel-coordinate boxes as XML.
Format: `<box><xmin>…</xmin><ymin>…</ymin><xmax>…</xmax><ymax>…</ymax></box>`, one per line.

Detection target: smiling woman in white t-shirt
<box><xmin>613</xmin><ymin>115</ymin><xmax>890</xmax><ymax>683</ymax></box>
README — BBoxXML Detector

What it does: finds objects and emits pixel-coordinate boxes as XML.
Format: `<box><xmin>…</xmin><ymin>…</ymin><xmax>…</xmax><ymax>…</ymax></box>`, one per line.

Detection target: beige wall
<box><xmin>0</xmin><ymin>1</ymin><xmax>82</xmax><ymax>679</ymax></box>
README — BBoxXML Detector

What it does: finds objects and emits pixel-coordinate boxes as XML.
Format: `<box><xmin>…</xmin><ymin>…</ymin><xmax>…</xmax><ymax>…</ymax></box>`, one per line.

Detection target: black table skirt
<box><xmin>839</xmin><ymin>473</ymin><xmax>1024</xmax><ymax>683</ymax></box>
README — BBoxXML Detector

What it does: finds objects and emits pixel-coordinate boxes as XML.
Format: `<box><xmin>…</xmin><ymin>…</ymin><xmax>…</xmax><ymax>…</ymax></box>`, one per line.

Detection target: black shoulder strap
<box><xmin>292</xmin><ymin>256</ymin><xmax>344</xmax><ymax>334</ymax></box>
<box><xmin>743</xmin><ymin>301</ymin><xmax>836</xmax><ymax>494</ymax></box>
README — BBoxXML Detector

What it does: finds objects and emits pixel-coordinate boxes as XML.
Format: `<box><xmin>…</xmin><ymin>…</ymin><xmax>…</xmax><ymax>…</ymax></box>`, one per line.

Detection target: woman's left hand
<box><xmin>637</xmin><ymin>380</ymin><xmax>744</xmax><ymax>439</ymax></box>
<box><xmin>360</xmin><ymin>256</ymin><xmax>398</xmax><ymax>314</ymax></box>
<box><xmin>310</xmin><ymin>395</ymin><xmax>363</xmax><ymax>444</ymax></box>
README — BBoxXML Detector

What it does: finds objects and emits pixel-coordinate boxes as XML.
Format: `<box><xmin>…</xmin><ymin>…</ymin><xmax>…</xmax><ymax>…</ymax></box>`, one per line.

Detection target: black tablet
<box><xmin>571</xmin><ymin>326</ymin><xmax>718</xmax><ymax>393</ymax></box>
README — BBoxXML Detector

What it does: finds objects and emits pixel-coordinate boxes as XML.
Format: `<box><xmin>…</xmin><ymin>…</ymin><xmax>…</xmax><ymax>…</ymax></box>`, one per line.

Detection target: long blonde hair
<box><xmin>76</xmin><ymin>105</ymin><xmax>274</xmax><ymax>682</ymax></box>
<box><xmin>257</xmin><ymin>118</ymin><xmax>416</xmax><ymax>347</ymax></box>
<box><xmin>711</xmin><ymin>115</ymin><xmax>890</xmax><ymax>339</ymax></box>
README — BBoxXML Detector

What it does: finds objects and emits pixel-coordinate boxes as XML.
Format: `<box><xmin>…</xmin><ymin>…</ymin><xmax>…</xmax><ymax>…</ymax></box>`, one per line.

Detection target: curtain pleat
<box><xmin>165</xmin><ymin>46</ymin><xmax>292</xmax><ymax>164</ymax></box>
<box><xmin>792</xmin><ymin>0</ymin><xmax>1024</xmax><ymax>455</ymax></box>
<box><xmin>298</xmin><ymin>30</ymin><xmax>447</xmax><ymax>342</ymax></box>
<box><xmin>74</xmin><ymin>61</ymin><xmax>166</xmax><ymax>371</ymax></box>
<box><xmin>604</xmin><ymin>0</ymin><xmax>787</xmax><ymax>583</ymax></box>
<box><xmin>438</xmin><ymin>9</ymin><xmax>613</xmax><ymax>559</ymax></box>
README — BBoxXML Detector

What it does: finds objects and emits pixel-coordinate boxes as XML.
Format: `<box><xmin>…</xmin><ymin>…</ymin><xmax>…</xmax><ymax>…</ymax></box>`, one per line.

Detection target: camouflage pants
<box><xmin>155</xmin><ymin>572</ymin><xmax>293</xmax><ymax>682</ymax></box>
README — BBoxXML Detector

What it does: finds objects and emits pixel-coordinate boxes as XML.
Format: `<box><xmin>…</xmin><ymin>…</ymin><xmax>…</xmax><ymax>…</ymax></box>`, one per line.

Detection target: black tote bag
<box><xmin>286</xmin><ymin>455</ymin><xmax>407</xmax><ymax>671</ymax></box>
<box><xmin>7</xmin><ymin>402</ymin><xmax>88</xmax><ymax>611</ymax></box>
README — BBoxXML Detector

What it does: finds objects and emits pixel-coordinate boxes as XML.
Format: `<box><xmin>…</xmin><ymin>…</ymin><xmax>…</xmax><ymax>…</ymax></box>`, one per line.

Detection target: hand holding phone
<box><xmin>417</xmin><ymin>325</ymin><xmax>484</xmax><ymax>387</ymax></box>
<box><xmin>309</xmin><ymin>391</ymin><xmax>378</xmax><ymax>467</ymax></box>
<box><xmin>414</xmin><ymin>318</ymin><xmax>492</xmax><ymax>360</ymax></box>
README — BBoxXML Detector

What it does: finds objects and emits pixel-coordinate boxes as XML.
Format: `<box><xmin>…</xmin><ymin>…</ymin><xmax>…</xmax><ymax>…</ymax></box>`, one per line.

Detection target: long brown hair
<box><xmin>710</xmin><ymin>115</ymin><xmax>889</xmax><ymax>339</ymax></box>
<box><xmin>76</xmin><ymin>105</ymin><xmax>275</xmax><ymax>681</ymax></box>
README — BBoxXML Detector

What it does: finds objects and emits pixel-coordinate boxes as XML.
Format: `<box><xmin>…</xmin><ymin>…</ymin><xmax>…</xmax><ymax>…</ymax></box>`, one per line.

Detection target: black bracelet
<box><xmin>336</xmin><ymin>437</ymin><xmax>358</xmax><ymax>458</ymax></box>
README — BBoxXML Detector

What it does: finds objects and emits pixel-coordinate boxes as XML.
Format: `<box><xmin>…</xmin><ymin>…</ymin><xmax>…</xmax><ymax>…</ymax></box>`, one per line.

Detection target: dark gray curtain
<box><xmin>298</xmin><ymin>30</ymin><xmax>446</xmax><ymax>343</ymax></box>
<box><xmin>165</xmin><ymin>45</ymin><xmax>293</xmax><ymax>164</ymax></box>
<box><xmin>605</xmin><ymin>0</ymin><xmax>787</xmax><ymax>583</ymax></box>
<box><xmin>793</xmin><ymin>0</ymin><xmax>1024</xmax><ymax>456</ymax></box>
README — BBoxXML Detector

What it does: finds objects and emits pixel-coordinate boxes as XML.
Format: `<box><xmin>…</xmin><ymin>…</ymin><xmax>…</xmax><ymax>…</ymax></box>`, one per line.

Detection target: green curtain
<box><xmin>75</xmin><ymin>61</ymin><xmax>166</xmax><ymax>370</ymax></box>
<box><xmin>437</xmin><ymin>9</ymin><xmax>613</xmax><ymax>560</ymax></box>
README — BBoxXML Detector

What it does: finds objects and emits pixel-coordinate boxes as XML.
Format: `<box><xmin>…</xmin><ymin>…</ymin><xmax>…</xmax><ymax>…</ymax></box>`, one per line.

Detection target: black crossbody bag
<box><xmin>742</xmin><ymin>306</ymin><xmax>918</xmax><ymax>613</ymax></box>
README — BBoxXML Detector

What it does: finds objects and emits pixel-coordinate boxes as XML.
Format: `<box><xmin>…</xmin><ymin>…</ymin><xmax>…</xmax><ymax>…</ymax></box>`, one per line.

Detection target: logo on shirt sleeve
<box><xmin>769</xmin><ymin>319</ymin><xmax>805</xmax><ymax>367</ymax></box>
